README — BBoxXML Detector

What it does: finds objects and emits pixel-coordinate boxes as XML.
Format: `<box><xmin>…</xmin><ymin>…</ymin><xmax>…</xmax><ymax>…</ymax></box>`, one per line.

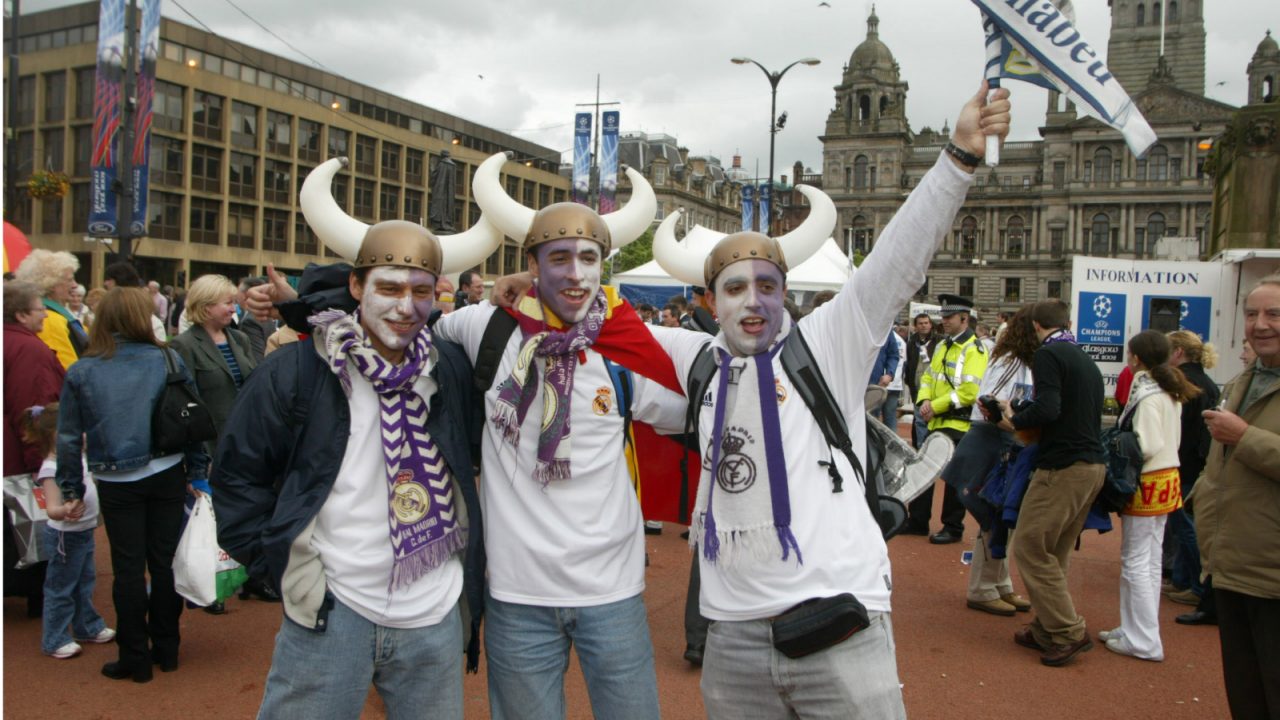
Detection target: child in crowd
<box><xmin>22</xmin><ymin>403</ymin><xmax>115</xmax><ymax>659</ymax></box>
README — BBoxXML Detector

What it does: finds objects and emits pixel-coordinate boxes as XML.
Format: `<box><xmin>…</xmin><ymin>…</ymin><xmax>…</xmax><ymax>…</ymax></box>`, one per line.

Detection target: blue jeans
<box><xmin>912</xmin><ymin>414</ymin><xmax>929</xmax><ymax>448</ymax></box>
<box><xmin>485</xmin><ymin>593</ymin><xmax>660</xmax><ymax>720</ymax></box>
<box><xmin>880</xmin><ymin>390</ymin><xmax>901</xmax><ymax>427</ymax></box>
<box><xmin>40</xmin><ymin>525</ymin><xmax>106</xmax><ymax>654</ymax></box>
<box><xmin>701</xmin><ymin>612</ymin><xmax>906</xmax><ymax>719</ymax></box>
<box><xmin>258</xmin><ymin>598</ymin><xmax>463</xmax><ymax>720</ymax></box>
<box><xmin>1168</xmin><ymin>508</ymin><xmax>1202</xmax><ymax>596</ymax></box>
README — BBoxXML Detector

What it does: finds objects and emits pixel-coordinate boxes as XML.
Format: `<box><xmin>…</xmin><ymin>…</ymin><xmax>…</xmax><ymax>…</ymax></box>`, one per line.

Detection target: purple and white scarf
<box><xmin>310</xmin><ymin>309</ymin><xmax>466</xmax><ymax>591</ymax></box>
<box><xmin>693</xmin><ymin>340</ymin><xmax>802</xmax><ymax>568</ymax></box>
<box><xmin>491</xmin><ymin>291</ymin><xmax>608</xmax><ymax>486</ymax></box>
<box><xmin>1043</xmin><ymin>329</ymin><xmax>1077</xmax><ymax>345</ymax></box>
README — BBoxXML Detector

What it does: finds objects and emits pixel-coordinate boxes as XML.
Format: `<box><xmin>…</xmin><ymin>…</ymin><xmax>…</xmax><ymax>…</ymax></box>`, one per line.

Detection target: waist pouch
<box><xmin>770</xmin><ymin>593</ymin><xmax>870</xmax><ymax>659</ymax></box>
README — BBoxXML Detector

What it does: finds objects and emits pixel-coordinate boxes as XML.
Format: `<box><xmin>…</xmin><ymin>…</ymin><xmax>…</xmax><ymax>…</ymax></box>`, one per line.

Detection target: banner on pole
<box><xmin>572</xmin><ymin>113</ymin><xmax>592</xmax><ymax>205</ymax></box>
<box><xmin>88</xmin><ymin>0</ymin><xmax>126</xmax><ymax>237</ymax></box>
<box><xmin>598</xmin><ymin>110</ymin><xmax>620</xmax><ymax>214</ymax></box>
<box><xmin>130</xmin><ymin>0</ymin><xmax>161</xmax><ymax>236</ymax></box>
<box><xmin>758</xmin><ymin>183</ymin><xmax>772</xmax><ymax>235</ymax></box>
<box><xmin>741</xmin><ymin>184</ymin><xmax>755</xmax><ymax>232</ymax></box>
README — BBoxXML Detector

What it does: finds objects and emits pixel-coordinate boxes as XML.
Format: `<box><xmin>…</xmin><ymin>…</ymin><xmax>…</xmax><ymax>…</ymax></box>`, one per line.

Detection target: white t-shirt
<box><xmin>308</xmin><ymin>367</ymin><xmax>463</xmax><ymax>629</ymax></box>
<box><xmin>969</xmin><ymin>354</ymin><xmax>1035</xmax><ymax>422</ymax></box>
<box><xmin>433</xmin><ymin>302</ymin><xmax>687</xmax><ymax>607</ymax></box>
<box><xmin>39</xmin><ymin>458</ymin><xmax>99</xmax><ymax>532</ymax></box>
<box><xmin>654</xmin><ymin>152</ymin><xmax>975</xmax><ymax>621</ymax></box>
<box><xmin>888</xmin><ymin>332</ymin><xmax>907</xmax><ymax>392</ymax></box>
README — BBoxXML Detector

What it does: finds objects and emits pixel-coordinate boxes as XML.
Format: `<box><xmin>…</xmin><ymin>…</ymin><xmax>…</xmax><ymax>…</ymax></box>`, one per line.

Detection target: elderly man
<box><xmin>1195</xmin><ymin>275</ymin><xmax>1280</xmax><ymax>719</ymax></box>
<box><xmin>647</xmin><ymin>82</ymin><xmax>1010</xmax><ymax>718</ymax></box>
<box><xmin>211</xmin><ymin>156</ymin><xmax>500</xmax><ymax>718</ymax></box>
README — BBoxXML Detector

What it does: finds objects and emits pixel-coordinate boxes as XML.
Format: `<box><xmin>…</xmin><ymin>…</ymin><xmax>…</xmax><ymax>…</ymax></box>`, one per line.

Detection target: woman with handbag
<box><xmin>55</xmin><ymin>288</ymin><xmax>209</xmax><ymax>683</ymax></box>
<box><xmin>1100</xmin><ymin>330</ymin><xmax>1201</xmax><ymax>662</ymax></box>
<box><xmin>940</xmin><ymin>304</ymin><xmax>1038</xmax><ymax>617</ymax></box>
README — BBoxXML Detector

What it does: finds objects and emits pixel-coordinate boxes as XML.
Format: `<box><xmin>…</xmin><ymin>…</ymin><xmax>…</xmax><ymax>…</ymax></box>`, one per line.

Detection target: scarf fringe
<box><xmin>533</xmin><ymin>458</ymin><xmax>571</xmax><ymax>487</ymax></box>
<box><xmin>693</xmin><ymin>516</ymin><xmax>799</xmax><ymax>568</ymax></box>
<box><xmin>490</xmin><ymin>403</ymin><xmax>522</xmax><ymax>448</ymax></box>
<box><xmin>389</xmin><ymin>527</ymin><xmax>469</xmax><ymax>593</ymax></box>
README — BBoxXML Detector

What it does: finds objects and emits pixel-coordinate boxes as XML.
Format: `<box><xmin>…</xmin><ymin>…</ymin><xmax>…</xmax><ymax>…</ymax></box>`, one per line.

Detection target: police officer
<box><xmin>912</xmin><ymin>294</ymin><xmax>988</xmax><ymax>544</ymax></box>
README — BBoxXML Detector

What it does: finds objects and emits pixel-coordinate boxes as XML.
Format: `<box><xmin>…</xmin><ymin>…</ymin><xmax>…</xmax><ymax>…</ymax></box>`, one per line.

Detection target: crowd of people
<box><xmin>2</xmin><ymin>82</ymin><xmax>1277</xmax><ymax>720</ymax></box>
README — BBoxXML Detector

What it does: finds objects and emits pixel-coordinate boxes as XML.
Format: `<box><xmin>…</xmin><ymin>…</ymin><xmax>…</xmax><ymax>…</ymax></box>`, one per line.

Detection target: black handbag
<box><xmin>771</xmin><ymin>593</ymin><xmax>871</xmax><ymax>659</ymax></box>
<box><xmin>152</xmin><ymin>348</ymin><xmax>217</xmax><ymax>455</ymax></box>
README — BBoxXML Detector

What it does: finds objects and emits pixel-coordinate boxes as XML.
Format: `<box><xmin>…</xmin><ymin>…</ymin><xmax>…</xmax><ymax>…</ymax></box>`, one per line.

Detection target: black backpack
<box><xmin>682</xmin><ymin>328</ymin><xmax>907</xmax><ymax>539</ymax></box>
<box><xmin>1095</xmin><ymin>403</ymin><xmax>1144</xmax><ymax>513</ymax></box>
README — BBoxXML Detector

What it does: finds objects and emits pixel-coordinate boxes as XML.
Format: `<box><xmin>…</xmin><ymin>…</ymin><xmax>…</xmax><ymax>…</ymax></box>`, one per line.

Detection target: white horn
<box><xmin>776</xmin><ymin>185</ymin><xmax>836</xmax><ymax>268</ymax></box>
<box><xmin>603</xmin><ymin>165</ymin><xmax>657</xmax><ymax>250</ymax></box>
<box><xmin>652</xmin><ymin>209</ymin><xmax>707</xmax><ymax>287</ymax></box>
<box><xmin>438</xmin><ymin>213</ymin><xmax>504</xmax><ymax>275</ymax></box>
<box><xmin>472</xmin><ymin>152</ymin><xmax>535</xmax><ymax>242</ymax></box>
<box><xmin>299</xmin><ymin>157</ymin><xmax>367</xmax><ymax>261</ymax></box>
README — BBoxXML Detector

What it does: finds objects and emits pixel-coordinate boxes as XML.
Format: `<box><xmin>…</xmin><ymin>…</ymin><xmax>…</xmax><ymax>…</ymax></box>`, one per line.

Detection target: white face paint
<box><xmin>711</xmin><ymin>259</ymin><xmax>786</xmax><ymax>357</ymax></box>
<box><xmin>532</xmin><ymin>238</ymin><xmax>602</xmax><ymax>325</ymax></box>
<box><xmin>354</xmin><ymin>266</ymin><xmax>436</xmax><ymax>359</ymax></box>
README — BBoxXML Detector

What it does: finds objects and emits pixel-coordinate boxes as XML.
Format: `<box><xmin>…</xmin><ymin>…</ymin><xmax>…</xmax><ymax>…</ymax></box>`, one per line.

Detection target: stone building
<box><xmin>617</xmin><ymin>131</ymin><xmax>743</xmax><ymax>236</ymax></box>
<box><xmin>814</xmin><ymin>4</ymin><xmax>1253</xmax><ymax>316</ymax></box>
<box><xmin>5</xmin><ymin>1</ymin><xmax>568</xmax><ymax>288</ymax></box>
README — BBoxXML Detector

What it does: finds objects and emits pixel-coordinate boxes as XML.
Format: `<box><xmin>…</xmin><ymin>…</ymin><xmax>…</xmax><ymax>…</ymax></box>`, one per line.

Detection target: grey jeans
<box><xmin>701</xmin><ymin>611</ymin><xmax>906</xmax><ymax>719</ymax></box>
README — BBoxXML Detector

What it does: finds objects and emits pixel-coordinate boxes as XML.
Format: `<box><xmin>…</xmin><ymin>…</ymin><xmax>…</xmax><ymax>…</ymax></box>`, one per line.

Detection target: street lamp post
<box><xmin>731</xmin><ymin>56</ymin><xmax>820</xmax><ymax>233</ymax></box>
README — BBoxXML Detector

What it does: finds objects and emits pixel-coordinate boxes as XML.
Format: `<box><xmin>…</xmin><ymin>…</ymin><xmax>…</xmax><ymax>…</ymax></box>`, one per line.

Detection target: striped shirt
<box><xmin>218</xmin><ymin>342</ymin><xmax>244</xmax><ymax>388</ymax></box>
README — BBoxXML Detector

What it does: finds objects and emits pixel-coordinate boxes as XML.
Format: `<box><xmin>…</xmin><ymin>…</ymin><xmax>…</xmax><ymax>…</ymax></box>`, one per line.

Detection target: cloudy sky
<box><xmin>24</xmin><ymin>0</ymin><xmax>1279</xmax><ymax>176</ymax></box>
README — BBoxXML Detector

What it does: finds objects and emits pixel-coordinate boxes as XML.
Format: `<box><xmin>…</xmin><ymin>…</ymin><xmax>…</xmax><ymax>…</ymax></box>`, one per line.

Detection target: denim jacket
<box><xmin>56</xmin><ymin>339</ymin><xmax>209</xmax><ymax>499</ymax></box>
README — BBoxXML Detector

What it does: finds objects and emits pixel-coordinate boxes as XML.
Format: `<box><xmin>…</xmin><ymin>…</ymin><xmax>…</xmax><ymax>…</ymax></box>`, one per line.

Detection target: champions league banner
<box><xmin>129</xmin><ymin>0</ymin><xmax>161</xmax><ymax>236</ymax></box>
<box><xmin>740</xmin><ymin>184</ymin><xmax>755</xmax><ymax>232</ymax></box>
<box><xmin>972</xmin><ymin>0</ymin><xmax>1155</xmax><ymax>157</ymax></box>
<box><xmin>572</xmin><ymin>113</ymin><xmax>592</xmax><ymax>205</ymax></box>
<box><xmin>88</xmin><ymin>0</ymin><xmax>126</xmax><ymax>237</ymax></box>
<box><xmin>598</xmin><ymin>111</ymin><xmax>620</xmax><ymax>214</ymax></box>
<box><xmin>757</xmin><ymin>183</ymin><xmax>771</xmax><ymax>234</ymax></box>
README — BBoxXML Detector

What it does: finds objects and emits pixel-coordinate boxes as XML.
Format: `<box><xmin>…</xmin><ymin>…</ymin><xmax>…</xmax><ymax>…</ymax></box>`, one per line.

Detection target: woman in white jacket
<box><xmin>1101</xmin><ymin>330</ymin><xmax>1202</xmax><ymax>661</ymax></box>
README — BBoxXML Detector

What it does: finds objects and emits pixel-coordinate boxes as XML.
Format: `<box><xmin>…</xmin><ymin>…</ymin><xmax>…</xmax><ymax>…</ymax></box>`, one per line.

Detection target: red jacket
<box><xmin>3</xmin><ymin>323</ymin><xmax>65</xmax><ymax>475</ymax></box>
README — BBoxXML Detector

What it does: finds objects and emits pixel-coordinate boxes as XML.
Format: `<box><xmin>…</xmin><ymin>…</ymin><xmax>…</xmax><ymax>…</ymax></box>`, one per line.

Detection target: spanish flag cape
<box><xmin>506</xmin><ymin>286</ymin><xmax>696</xmax><ymax>523</ymax></box>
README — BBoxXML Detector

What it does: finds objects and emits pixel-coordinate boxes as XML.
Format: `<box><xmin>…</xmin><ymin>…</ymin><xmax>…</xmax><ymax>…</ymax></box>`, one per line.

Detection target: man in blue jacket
<box><xmin>868</xmin><ymin>327</ymin><xmax>902</xmax><ymax>425</ymax></box>
<box><xmin>211</xmin><ymin>220</ymin><xmax>485</xmax><ymax>719</ymax></box>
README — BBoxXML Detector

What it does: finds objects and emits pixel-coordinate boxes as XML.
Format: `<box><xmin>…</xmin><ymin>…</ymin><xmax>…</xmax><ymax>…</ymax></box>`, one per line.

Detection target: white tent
<box><xmin>613</xmin><ymin>231</ymin><xmax>852</xmax><ymax>306</ymax></box>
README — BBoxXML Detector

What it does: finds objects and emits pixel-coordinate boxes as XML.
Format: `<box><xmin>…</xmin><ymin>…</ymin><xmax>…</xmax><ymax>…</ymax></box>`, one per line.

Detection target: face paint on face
<box><xmin>532</xmin><ymin>238</ymin><xmax>602</xmax><ymax>324</ymax></box>
<box><xmin>711</xmin><ymin>259</ymin><xmax>786</xmax><ymax>357</ymax></box>
<box><xmin>354</xmin><ymin>266</ymin><xmax>436</xmax><ymax>360</ymax></box>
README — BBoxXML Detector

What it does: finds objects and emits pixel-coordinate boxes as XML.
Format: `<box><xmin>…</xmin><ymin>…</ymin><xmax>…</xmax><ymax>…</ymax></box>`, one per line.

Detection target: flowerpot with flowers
<box><xmin>26</xmin><ymin>170</ymin><xmax>71</xmax><ymax>200</ymax></box>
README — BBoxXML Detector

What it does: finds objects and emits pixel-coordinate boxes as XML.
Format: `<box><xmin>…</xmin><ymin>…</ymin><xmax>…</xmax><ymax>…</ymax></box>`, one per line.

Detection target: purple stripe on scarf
<box><xmin>755</xmin><ymin>350</ymin><xmax>801</xmax><ymax>565</ymax></box>
<box><xmin>702</xmin><ymin>350</ymin><xmax>735</xmax><ymax>563</ymax></box>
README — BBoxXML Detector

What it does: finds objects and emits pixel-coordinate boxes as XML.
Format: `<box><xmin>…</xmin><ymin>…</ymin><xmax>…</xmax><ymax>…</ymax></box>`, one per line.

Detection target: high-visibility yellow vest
<box><xmin>916</xmin><ymin>330</ymin><xmax>988</xmax><ymax>433</ymax></box>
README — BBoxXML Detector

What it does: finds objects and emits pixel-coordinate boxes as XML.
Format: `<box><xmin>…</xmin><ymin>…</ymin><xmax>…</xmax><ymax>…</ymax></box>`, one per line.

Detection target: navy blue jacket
<box><xmin>867</xmin><ymin>329</ymin><xmax>901</xmax><ymax>386</ymax></box>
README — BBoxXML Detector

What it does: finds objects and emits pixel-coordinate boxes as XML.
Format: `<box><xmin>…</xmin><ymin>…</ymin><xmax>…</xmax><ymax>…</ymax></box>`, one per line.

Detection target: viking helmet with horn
<box><xmin>299</xmin><ymin>157</ymin><xmax>503</xmax><ymax>275</ymax></box>
<box><xmin>652</xmin><ymin>184</ymin><xmax>836</xmax><ymax>288</ymax></box>
<box><xmin>472</xmin><ymin>152</ymin><xmax>656</xmax><ymax>254</ymax></box>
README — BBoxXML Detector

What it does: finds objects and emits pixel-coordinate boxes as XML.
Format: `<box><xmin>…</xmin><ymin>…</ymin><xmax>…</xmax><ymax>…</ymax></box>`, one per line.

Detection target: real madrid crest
<box><xmin>593</xmin><ymin>386</ymin><xmax>614</xmax><ymax>416</ymax></box>
<box><xmin>391</xmin><ymin>469</ymin><xmax>431</xmax><ymax>524</ymax></box>
<box><xmin>716</xmin><ymin>430</ymin><xmax>757</xmax><ymax>494</ymax></box>
<box><xmin>775</xmin><ymin>377</ymin><xmax>787</xmax><ymax>405</ymax></box>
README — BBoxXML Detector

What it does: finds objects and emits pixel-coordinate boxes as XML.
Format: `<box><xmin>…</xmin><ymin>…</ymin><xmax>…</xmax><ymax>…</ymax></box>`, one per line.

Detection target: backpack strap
<box><xmin>603</xmin><ymin>357</ymin><xmax>639</xmax><ymax>492</ymax></box>
<box><xmin>678</xmin><ymin>344</ymin><xmax>719</xmax><ymax>524</ymax></box>
<box><xmin>474</xmin><ymin>310</ymin><xmax>519</xmax><ymax>393</ymax></box>
<box><xmin>779</xmin><ymin>328</ymin><xmax>865</xmax><ymax>494</ymax></box>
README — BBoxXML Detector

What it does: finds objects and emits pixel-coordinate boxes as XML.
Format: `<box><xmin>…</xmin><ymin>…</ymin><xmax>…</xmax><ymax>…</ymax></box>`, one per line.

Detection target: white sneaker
<box><xmin>48</xmin><ymin>641</ymin><xmax>82</xmax><ymax>659</ymax></box>
<box><xmin>1105</xmin><ymin>636</ymin><xmax>1164</xmax><ymax>662</ymax></box>
<box><xmin>77</xmin><ymin>628</ymin><xmax>116</xmax><ymax>644</ymax></box>
<box><xmin>1098</xmin><ymin>628</ymin><xmax>1124</xmax><ymax>643</ymax></box>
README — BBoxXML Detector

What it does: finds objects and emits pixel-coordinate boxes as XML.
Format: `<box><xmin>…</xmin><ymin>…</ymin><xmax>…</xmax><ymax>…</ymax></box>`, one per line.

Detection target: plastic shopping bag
<box><xmin>173</xmin><ymin>495</ymin><xmax>246</xmax><ymax>605</ymax></box>
<box><xmin>4</xmin><ymin>474</ymin><xmax>49</xmax><ymax>569</ymax></box>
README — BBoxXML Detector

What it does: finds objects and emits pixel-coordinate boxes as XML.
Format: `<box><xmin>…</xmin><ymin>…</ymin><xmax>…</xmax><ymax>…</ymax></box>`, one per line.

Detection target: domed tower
<box><xmin>825</xmin><ymin>7</ymin><xmax>910</xmax><ymax>136</ymax></box>
<box><xmin>1248</xmin><ymin>30</ymin><xmax>1279</xmax><ymax>105</ymax></box>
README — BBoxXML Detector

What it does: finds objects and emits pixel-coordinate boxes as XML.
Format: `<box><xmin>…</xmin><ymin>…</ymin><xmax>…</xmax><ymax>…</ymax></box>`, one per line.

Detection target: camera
<box><xmin>979</xmin><ymin>395</ymin><xmax>1003</xmax><ymax>419</ymax></box>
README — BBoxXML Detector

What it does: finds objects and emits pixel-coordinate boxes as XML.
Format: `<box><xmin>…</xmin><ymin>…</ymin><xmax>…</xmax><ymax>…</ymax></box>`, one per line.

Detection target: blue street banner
<box><xmin>1142</xmin><ymin>295</ymin><xmax>1212</xmax><ymax>340</ymax></box>
<box><xmin>741</xmin><ymin>184</ymin><xmax>755</xmax><ymax>232</ymax></box>
<box><xmin>572</xmin><ymin>113</ymin><xmax>591</xmax><ymax>205</ymax></box>
<box><xmin>758</xmin><ymin>183</ymin><xmax>771</xmax><ymax>234</ymax></box>
<box><xmin>130</xmin><ymin>0</ymin><xmax>161</xmax><ymax>236</ymax></box>
<box><xmin>972</xmin><ymin>0</ymin><xmax>1155</xmax><ymax>157</ymax></box>
<box><xmin>88</xmin><ymin>0</ymin><xmax>126</xmax><ymax>237</ymax></box>
<box><xmin>1076</xmin><ymin>290</ymin><xmax>1126</xmax><ymax>362</ymax></box>
<box><xmin>598</xmin><ymin>111</ymin><xmax>620</xmax><ymax>214</ymax></box>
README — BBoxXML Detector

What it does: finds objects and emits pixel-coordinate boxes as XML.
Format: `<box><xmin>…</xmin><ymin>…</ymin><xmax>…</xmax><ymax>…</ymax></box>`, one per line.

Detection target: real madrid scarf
<box><xmin>309</xmin><ymin>309</ymin><xmax>466</xmax><ymax>591</ymax></box>
<box><xmin>693</xmin><ymin>338</ymin><xmax>802</xmax><ymax>569</ymax></box>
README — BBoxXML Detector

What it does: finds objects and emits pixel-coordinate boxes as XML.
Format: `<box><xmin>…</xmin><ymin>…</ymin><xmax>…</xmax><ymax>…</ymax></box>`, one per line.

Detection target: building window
<box><xmin>40</xmin><ymin>196</ymin><xmax>63</xmax><ymax>234</ymax></box>
<box><xmin>266</xmin><ymin>111</ymin><xmax>291</xmax><ymax>156</ymax></box>
<box><xmin>262</xmin><ymin>209</ymin><xmax>289</xmax><ymax>252</ymax></box>
<box><xmin>958</xmin><ymin>276</ymin><xmax>975</xmax><ymax>298</ymax></box>
<box><xmin>355</xmin><ymin>136</ymin><xmax>377</xmax><ymax>175</ymax></box>
<box><xmin>328</xmin><ymin>128</ymin><xmax>349</xmax><ymax>159</ymax></box>
<box><xmin>71</xmin><ymin>183</ymin><xmax>90</xmax><ymax>233</ymax></box>
<box><xmin>227</xmin><ymin>203</ymin><xmax>256</xmax><ymax>249</ymax></box>
<box><xmin>43</xmin><ymin>72</ymin><xmax>66</xmax><ymax>123</ymax></box>
<box><xmin>1137</xmin><ymin>3</ymin><xmax>1145</xmax><ymax>25</ymax></box>
<box><xmin>1135</xmin><ymin>227</ymin><xmax>1146</xmax><ymax>258</ymax></box>
<box><xmin>73</xmin><ymin>126</ymin><xmax>92</xmax><ymax>177</ymax></box>
<box><xmin>1090</xmin><ymin>213</ymin><xmax>1110</xmax><ymax>255</ymax></box>
<box><xmin>539</xmin><ymin>186</ymin><xmax>550</xmax><ymax>208</ymax></box>
<box><xmin>1148</xmin><ymin>145</ymin><xmax>1168</xmax><ymax>181</ymax></box>
<box><xmin>1152</xmin><ymin>1</ymin><xmax>1162</xmax><ymax>24</ymax></box>
<box><xmin>859</xmin><ymin>94</ymin><xmax>871</xmax><ymax>121</ymax></box>
<box><xmin>149</xmin><ymin>136</ymin><xmax>184</xmax><ymax>188</ymax></box>
<box><xmin>191</xmin><ymin>144</ymin><xmax>222</xmax><ymax>193</ymax></box>
<box><xmin>353</xmin><ymin>179</ymin><xmax>375</xmax><ymax>219</ymax></box>
<box><xmin>1053</xmin><ymin>161</ymin><xmax>1066</xmax><ymax>189</ymax></box>
<box><xmin>404</xmin><ymin>189</ymin><xmax>423</xmax><ymax>223</ymax></box>
<box><xmin>73</xmin><ymin>67</ymin><xmax>94</xmax><ymax>119</ymax></box>
<box><xmin>503</xmin><ymin>244</ymin><xmax>519</xmax><ymax>275</ymax></box>
<box><xmin>406</xmin><ymin>149</ymin><xmax>424</xmax><ymax>186</ymax></box>
<box><xmin>297</xmin><ymin>120</ymin><xmax>321</xmax><ymax>162</ymax></box>
<box><xmin>1146</xmin><ymin>212</ymin><xmax>1166</xmax><ymax>256</ymax></box>
<box><xmin>1094</xmin><ymin>147</ymin><xmax>1112</xmax><ymax>183</ymax></box>
<box><xmin>264</xmin><ymin>160</ymin><xmax>292</xmax><ymax>204</ymax></box>
<box><xmin>327</xmin><ymin>171</ymin><xmax>348</xmax><ymax>210</ymax></box>
<box><xmin>849</xmin><ymin>215</ymin><xmax>870</xmax><ymax>255</ymax></box>
<box><xmin>381</xmin><ymin>143</ymin><xmax>401</xmax><ymax>180</ymax></box>
<box><xmin>294</xmin><ymin>214</ymin><xmax>318</xmax><ymax>255</ymax></box>
<box><xmin>42</xmin><ymin>128</ymin><xmax>66</xmax><ymax>172</ymax></box>
<box><xmin>1050</xmin><ymin>228</ymin><xmax>1064</xmax><ymax>258</ymax></box>
<box><xmin>960</xmin><ymin>216</ymin><xmax>978</xmax><ymax>258</ymax></box>
<box><xmin>844</xmin><ymin>166</ymin><xmax>852</xmax><ymax>192</ymax></box>
<box><xmin>231</xmin><ymin>101</ymin><xmax>257</xmax><ymax>149</ymax></box>
<box><xmin>1083</xmin><ymin>161</ymin><xmax>1092</xmax><ymax>183</ymax></box>
<box><xmin>154</xmin><ymin>80</ymin><xmax>184</xmax><ymax>132</ymax></box>
<box><xmin>189</xmin><ymin>197</ymin><xmax>220</xmax><ymax>245</ymax></box>
<box><xmin>1170</xmin><ymin>157</ymin><xmax>1182</xmax><ymax>180</ymax></box>
<box><xmin>1047</xmin><ymin>280</ymin><xmax>1062</xmax><ymax>299</ymax></box>
<box><xmin>1006</xmin><ymin>216</ymin><xmax>1025</xmax><ymax>259</ymax></box>
<box><xmin>229</xmin><ymin>152</ymin><xmax>257</xmax><ymax>199</ymax></box>
<box><xmin>1004</xmin><ymin>277</ymin><xmax>1021</xmax><ymax>303</ymax></box>
<box><xmin>16</xmin><ymin>76</ymin><xmax>35</xmax><ymax>125</ymax></box>
<box><xmin>1169</xmin><ymin>1</ymin><xmax>1178</xmax><ymax>22</ymax></box>
<box><xmin>854</xmin><ymin>155</ymin><xmax>869</xmax><ymax>189</ymax></box>
<box><xmin>654</xmin><ymin>164</ymin><xmax>667</xmax><ymax>186</ymax></box>
<box><xmin>148</xmin><ymin>191</ymin><xmax>182</xmax><ymax>241</ymax></box>
<box><xmin>193</xmin><ymin>92</ymin><xmax>224</xmax><ymax>140</ymax></box>
<box><xmin>379</xmin><ymin>186</ymin><xmax>400</xmax><ymax>221</ymax></box>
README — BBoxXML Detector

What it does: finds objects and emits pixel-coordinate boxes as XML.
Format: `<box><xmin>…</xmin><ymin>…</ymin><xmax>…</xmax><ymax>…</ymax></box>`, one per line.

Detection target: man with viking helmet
<box><xmin>643</xmin><ymin>83</ymin><xmax>1012</xmax><ymax>718</ymax></box>
<box><xmin>210</xmin><ymin>157</ymin><xmax>499</xmax><ymax>719</ymax></box>
<box><xmin>430</xmin><ymin>152</ymin><xmax>686</xmax><ymax>720</ymax></box>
